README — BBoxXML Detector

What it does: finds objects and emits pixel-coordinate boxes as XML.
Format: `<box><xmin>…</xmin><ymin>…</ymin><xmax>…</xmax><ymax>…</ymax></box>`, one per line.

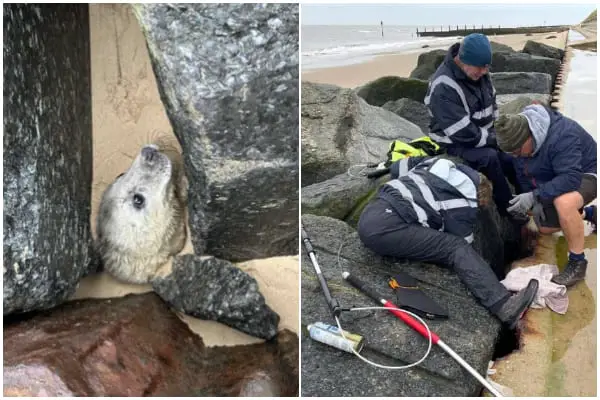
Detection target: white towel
<box><xmin>500</xmin><ymin>264</ymin><xmax>568</xmax><ymax>314</ymax></box>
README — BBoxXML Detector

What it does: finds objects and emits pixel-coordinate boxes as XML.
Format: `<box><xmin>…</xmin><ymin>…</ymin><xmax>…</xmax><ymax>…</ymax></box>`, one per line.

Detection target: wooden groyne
<box><xmin>416</xmin><ymin>25</ymin><xmax>569</xmax><ymax>37</ymax></box>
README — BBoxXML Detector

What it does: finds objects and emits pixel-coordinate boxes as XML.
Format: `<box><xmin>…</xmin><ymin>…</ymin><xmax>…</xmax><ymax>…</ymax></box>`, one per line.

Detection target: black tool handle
<box><xmin>343</xmin><ymin>272</ymin><xmax>383</xmax><ymax>303</ymax></box>
<box><xmin>366</xmin><ymin>167</ymin><xmax>390</xmax><ymax>179</ymax></box>
<box><xmin>301</xmin><ymin>224</ymin><xmax>342</xmax><ymax>317</ymax></box>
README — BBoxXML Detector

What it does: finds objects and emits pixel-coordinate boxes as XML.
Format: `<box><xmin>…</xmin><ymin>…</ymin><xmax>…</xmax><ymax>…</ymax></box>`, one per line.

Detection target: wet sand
<box><xmin>301</xmin><ymin>31</ymin><xmax>569</xmax><ymax>87</ymax></box>
<box><xmin>71</xmin><ymin>4</ymin><xmax>298</xmax><ymax>347</ymax></box>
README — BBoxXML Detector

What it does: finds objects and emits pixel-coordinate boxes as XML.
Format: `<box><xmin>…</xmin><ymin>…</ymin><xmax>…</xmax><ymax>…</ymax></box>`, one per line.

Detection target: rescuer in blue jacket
<box><xmin>495</xmin><ymin>104</ymin><xmax>597</xmax><ymax>287</ymax></box>
<box><xmin>425</xmin><ymin>33</ymin><xmax>517</xmax><ymax>217</ymax></box>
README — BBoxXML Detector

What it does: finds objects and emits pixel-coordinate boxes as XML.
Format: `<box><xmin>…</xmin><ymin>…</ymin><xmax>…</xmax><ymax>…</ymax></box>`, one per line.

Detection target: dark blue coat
<box><xmin>377</xmin><ymin>156</ymin><xmax>480</xmax><ymax>243</ymax></box>
<box><xmin>514</xmin><ymin>105</ymin><xmax>597</xmax><ymax>201</ymax></box>
<box><xmin>425</xmin><ymin>43</ymin><xmax>498</xmax><ymax>149</ymax></box>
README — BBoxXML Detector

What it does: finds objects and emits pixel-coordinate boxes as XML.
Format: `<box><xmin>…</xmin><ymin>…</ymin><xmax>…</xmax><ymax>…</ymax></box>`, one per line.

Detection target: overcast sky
<box><xmin>301</xmin><ymin>4</ymin><xmax>596</xmax><ymax>27</ymax></box>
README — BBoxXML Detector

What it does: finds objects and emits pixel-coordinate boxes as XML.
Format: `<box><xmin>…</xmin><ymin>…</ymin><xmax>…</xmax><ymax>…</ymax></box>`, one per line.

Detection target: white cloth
<box><xmin>500</xmin><ymin>264</ymin><xmax>568</xmax><ymax>314</ymax></box>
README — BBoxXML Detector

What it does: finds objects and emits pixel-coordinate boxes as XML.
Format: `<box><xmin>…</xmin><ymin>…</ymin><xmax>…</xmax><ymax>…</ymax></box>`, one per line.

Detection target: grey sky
<box><xmin>301</xmin><ymin>4</ymin><xmax>596</xmax><ymax>27</ymax></box>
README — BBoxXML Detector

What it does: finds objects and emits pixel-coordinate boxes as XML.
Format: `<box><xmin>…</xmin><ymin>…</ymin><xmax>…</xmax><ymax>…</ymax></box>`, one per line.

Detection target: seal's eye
<box><xmin>116</xmin><ymin>173</ymin><xmax>124</xmax><ymax>179</ymax></box>
<box><xmin>133</xmin><ymin>194</ymin><xmax>145</xmax><ymax>209</ymax></box>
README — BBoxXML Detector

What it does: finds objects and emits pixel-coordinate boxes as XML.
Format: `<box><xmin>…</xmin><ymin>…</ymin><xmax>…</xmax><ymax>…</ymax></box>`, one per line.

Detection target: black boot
<box><xmin>495</xmin><ymin>279</ymin><xmax>539</xmax><ymax>330</ymax></box>
<box><xmin>551</xmin><ymin>259</ymin><xmax>588</xmax><ymax>287</ymax></box>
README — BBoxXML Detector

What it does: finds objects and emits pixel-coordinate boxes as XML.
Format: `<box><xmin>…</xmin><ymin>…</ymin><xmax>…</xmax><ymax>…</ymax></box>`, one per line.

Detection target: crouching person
<box><xmin>495</xmin><ymin>105</ymin><xmax>597</xmax><ymax>287</ymax></box>
<box><xmin>357</xmin><ymin>156</ymin><xmax>538</xmax><ymax>329</ymax></box>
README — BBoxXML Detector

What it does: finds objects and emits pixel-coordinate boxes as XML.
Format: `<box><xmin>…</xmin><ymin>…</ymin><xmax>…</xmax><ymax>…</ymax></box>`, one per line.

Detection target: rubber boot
<box><xmin>495</xmin><ymin>279</ymin><xmax>539</xmax><ymax>330</ymax></box>
<box><xmin>551</xmin><ymin>259</ymin><xmax>588</xmax><ymax>287</ymax></box>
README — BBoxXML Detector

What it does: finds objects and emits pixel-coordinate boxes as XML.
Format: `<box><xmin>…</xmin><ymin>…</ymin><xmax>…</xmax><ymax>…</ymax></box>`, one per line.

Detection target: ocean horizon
<box><xmin>301</xmin><ymin>24</ymin><xmax>464</xmax><ymax>70</ymax></box>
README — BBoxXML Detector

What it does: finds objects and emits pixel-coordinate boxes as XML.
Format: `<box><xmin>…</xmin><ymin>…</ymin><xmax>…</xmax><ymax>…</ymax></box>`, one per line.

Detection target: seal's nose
<box><xmin>141</xmin><ymin>145</ymin><xmax>158</xmax><ymax>162</ymax></box>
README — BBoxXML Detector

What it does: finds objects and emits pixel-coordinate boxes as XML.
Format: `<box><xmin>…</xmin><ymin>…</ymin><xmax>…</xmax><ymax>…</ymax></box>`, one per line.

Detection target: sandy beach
<box><xmin>71</xmin><ymin>4</ymin><xmax>299</xmax><ymax>348</ymax></box>
<box><xmin>302</xmin><ymin>31</ymin><xmax>569</xmax><ymax>88</ymax></box>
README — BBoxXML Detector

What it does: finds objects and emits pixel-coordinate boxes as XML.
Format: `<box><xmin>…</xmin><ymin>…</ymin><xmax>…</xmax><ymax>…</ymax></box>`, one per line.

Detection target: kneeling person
<box><xmin>495</xmin><ymin>104</ymin><xmax>597</xmax><ymax>287</ymax></box>
<box><xmin>358</xmin><ymin>156</ymin><xmax>538</xmax><ymax>329</ymax></box>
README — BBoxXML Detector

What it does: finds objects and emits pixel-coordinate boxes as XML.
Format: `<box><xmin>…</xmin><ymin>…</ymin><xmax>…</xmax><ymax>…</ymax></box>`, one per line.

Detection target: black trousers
<box><xmin>358</xmin><ymin>198</ymin><xmax>510</xmax><ymax>310</ymax></box>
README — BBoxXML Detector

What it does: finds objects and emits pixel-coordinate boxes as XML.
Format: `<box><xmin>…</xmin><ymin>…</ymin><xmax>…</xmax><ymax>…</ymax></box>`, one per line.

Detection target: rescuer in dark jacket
<box><xmin>358</xmin><ymin>156</ymin><xmax>539</xmax><ymax>329</ymax></box>
<box><xmin>496</xmin><ymin>104</ymin><xmax>597</xmax><ymax>288</ymax></box>
<box><xmin>425</xmin><ymin>33</ymin><xmax>517</xmax><ymax>217</ymax></box>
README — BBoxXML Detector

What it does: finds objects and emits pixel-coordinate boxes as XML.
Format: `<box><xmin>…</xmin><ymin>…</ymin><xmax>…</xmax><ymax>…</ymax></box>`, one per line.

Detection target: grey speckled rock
<box><xmin>300</xmin><ymin>214</ymin><xmax>501</xmax><ymax>397</ymax></box>
<box><xmin>497</xmin><ymin>94</ymin><xmax>552</xmax><ymax>115</ymax></box>
<box><xmin>496</xmin><ymin>93</ymin><xmax>552</xmax><ymax>110</ymax></box>
<box><xmin>3</xmin><ymin>4</ymin><xmax>92</xmax><ymax>315</ymax></box>
<box><xmin>522</xmin><ymin>40</ymin><xmax>564</xmax><ymax>60</ymax></box>
<box><xmin>153</xmin><ymin>255</ymin><xmax>280</xmax><ymax>340</ymax></box>
<box><xmin>491</xmin><ymin>52</ymin><xmax>561</xmax><ymax>83</ymax></box>
<box><xmin>491</xmin><ymin>72</ymin><xmax>552</xmax><ymax>95</ymax></box>
<box><xmin>301</xmin><ymin>82</ymin><xmax>423</xmax><ymax>186</ymax></box>
<box><xmin>382</xmin><ymin>98</ymin><xmax>430</xmax><ymax>133</ymax></box>
<box><xmin>301</xmin><ymin>172</ymin><xmax>387</xmax><ymax>221</ymax></box>
<box><xmin>133</xmin><ymin>4</ymin><xmax>299</xmax><ymax>262</ymax></box>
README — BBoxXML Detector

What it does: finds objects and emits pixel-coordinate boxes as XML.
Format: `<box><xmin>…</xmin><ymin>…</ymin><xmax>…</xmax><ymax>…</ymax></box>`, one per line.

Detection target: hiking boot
<box><xmin>551</xmin><ymin>259</ymin><xmax>588</xmax><ymax>287</ymax></box>
<box><xmin>496</xmin><ymin>279</ymin><xmax>539</xmax><ymax>330</ymax></box>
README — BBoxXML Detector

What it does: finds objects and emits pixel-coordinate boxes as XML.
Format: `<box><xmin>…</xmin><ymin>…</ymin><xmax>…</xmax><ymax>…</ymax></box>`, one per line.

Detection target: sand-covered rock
<box><xmin>4</xmin><ymin>293</ymin><xmax>298</xmax><ymax>396</ymax></box>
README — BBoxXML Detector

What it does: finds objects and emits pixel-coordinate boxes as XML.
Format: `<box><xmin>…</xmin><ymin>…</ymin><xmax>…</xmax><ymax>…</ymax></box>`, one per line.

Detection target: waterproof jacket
<box><xmin>425</xmin><ymin>43</ymin><xmax>498</xmax><ymax>149</ymax></box>
<box><xmin>377</xmin><ymin>156</ymin><xmax>480</xmax><ymax>243</ymax></box>
<box><xmin>513</xmin><ymin>104</ymin><xmax>597</xmax><ymax>201</ymax></box>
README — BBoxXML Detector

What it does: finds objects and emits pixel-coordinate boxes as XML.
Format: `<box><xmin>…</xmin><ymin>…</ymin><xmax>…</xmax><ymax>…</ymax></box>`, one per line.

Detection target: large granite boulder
<box><xmin>301</xmin><ymin>172</ymin><xmax>387</xmax><ymax>221</ymax></box>
<box><xmin>496</xmin><ymin>93</ymin><xmax>552</xmax><ymax>111</ymax></box>
<box><xmin>490</xmin><ymin>52</ymin><xmax>561</xmax><ymax>83</ymax></box>
<box><xmin>3</xmin><ymin>4</ymin><xmax>93</xmax><ymax>315</ymax></box>
<box><xmin>490</xmin><ymin>72</ymin><xmax>552</xmax><ymax>95</ymax></box>
<box><xmin>490</xmin><ymin>41</ymin><xmax>518</xmax><ymax>54</ymax></box>
<box><xmin>382</xmin><ymin>98</ymin><xmax>430</xmax><ymax>133</ymax></box>
<box><xmin>497</xmin><ymin>94</ymin><xmax>552</xmax><ymax>115</ymax></box>
<box><xmin>522</xmin><ymin>40</ymin><xmax>565</xmax><ymax>60</ymax></box>
<box><xmin>301</xmin><ymin>82</ymin><xmax>423</xmax><ymax>186</ymax></box>
<box><xmin>133</xmin><ymin>4</ymin><xmax>299</xmax><ymax>262</ymax></box>
<box><xmin>4</xmin><ymin>293</ymin><xmax>298</xmax><ymax>396</ymax></box>
<box><xmin>300</xmin><ymin>214</ymin><xmax>507</xmax><ymax>397</ymax></box>
<box><xmin>355</xmin><ymin>76</ymin><xmax>429</xmax><ymax>106</ymax></box>
<box><xmin>153</xmin><ymin>255</ymin><xmax>280</xmax><ymax>340</ymax></box>
<box><xmin>409</xmin><ymin>49</ymin><xmax>447</xmax><ymax>80</ymax></box>
<box><xmin>409</xmin><ymin>42</ymin><xmax>516</xmax><ymax>81</ymax></box>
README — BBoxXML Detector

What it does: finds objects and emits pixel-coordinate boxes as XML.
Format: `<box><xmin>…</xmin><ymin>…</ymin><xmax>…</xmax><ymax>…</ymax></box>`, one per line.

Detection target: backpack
<box><xmin>384</xmin><ymin>136</ymin><xmax>443</xmax><ymax>167</ymax></box>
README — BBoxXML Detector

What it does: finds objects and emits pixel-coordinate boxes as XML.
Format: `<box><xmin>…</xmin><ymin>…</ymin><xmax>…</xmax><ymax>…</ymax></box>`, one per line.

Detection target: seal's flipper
<box><xmin>388</xmin><ymin>272</ymin><xmax>449</xmax><ymax>320</ymax></box>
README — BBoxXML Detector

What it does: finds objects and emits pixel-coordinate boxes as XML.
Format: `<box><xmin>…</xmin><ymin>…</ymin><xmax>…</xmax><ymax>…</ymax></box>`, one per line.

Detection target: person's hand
<box><xmin>506</xmin><ymin>192</ymin><xmax>536</xmax><ymax>216</ymax></box>
<box><xmin>531</xmin><ymin>202</ymin><xmax>546</xmax><ymax>227</ymax></box>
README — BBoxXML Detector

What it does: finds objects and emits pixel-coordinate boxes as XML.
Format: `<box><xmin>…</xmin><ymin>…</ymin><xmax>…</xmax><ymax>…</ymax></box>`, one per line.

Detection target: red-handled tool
<box><xmin>342</xmin><ymin>271</ymin><xmax>503</xmax><ymax>397</ymax></box>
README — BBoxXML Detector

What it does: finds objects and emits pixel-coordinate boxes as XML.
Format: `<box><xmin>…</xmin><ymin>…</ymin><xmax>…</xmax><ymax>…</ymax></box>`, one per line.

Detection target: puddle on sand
<box><xmin>545</xmin><ymin>231</ymin><xmax>597</xmax><ymax>396</ymax></box>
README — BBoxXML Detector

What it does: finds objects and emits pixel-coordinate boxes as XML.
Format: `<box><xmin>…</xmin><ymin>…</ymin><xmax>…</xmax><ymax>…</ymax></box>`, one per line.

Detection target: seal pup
<box><xmin>95</xmin><ymin>139</ymin><xmax>188</xmax><ymax>283</ymax></box>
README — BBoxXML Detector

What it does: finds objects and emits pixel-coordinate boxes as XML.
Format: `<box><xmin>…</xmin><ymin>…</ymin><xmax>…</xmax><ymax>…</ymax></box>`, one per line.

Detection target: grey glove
<box><xmin>532</xmin><ymin>202</ymin><xmax>546</xmax><ymax>227</ymax></box>
<box><xmin>507</xmin><ymin>192</ymin><xmax>536</xmax><ymax>216</ymax></box>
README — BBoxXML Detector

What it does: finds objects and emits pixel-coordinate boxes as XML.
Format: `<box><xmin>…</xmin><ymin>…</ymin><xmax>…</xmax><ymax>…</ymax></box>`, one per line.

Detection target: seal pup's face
<box><xmin>96</xmin><ymin>143</ymin><xmax>187</xmax><ymax>283</ymax></box>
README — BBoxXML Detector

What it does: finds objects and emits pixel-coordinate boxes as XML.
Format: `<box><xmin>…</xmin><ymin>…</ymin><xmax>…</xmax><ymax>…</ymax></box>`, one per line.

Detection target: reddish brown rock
<box><xmin>3</xmin><ymin>293</ymin><xmax>298</xmax><ymax>396</ymax></box>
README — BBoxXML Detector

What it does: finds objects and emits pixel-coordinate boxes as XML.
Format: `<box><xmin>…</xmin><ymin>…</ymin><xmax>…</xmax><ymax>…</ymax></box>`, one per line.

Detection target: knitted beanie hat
<box><xmin>495</xmin><ymin>113</ymin><xmax>531</xmax><ymax>153</ymax></box>
<box><xmin>458</xmin><ymin>33</ymin><xmax>492</xmax><ymax>67</ymax></box>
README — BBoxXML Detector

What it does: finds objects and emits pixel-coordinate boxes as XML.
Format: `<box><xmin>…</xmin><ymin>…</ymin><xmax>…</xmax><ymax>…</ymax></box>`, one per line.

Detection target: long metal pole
<box><xmin>343</xmin><ymin>271</ymin><xmax>503</xmax><ymax>397</ymax></box>
<box><xmin>301</xmin><ymin>224</ymin><xmax>341</xmax><ymax>317</ymax></box>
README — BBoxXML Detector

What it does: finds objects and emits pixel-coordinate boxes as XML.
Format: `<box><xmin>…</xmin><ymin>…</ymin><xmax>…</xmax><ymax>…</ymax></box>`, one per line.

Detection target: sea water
<box><xmin>301</xmin><ymin>25</ymin><xmax>461</xmax><ymax>70</ymax></box>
